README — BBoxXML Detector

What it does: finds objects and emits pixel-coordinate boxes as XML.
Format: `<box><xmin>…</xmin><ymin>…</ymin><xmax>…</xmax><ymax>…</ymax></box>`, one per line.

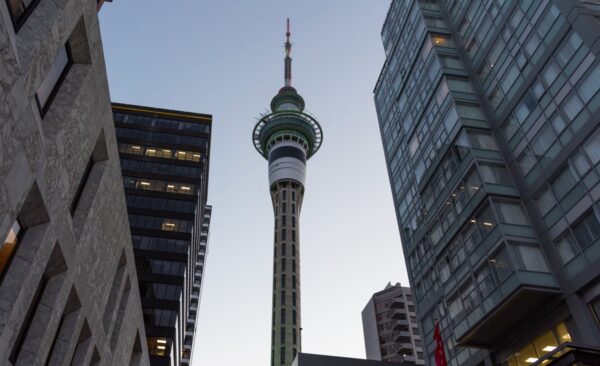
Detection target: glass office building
<box><xmin>113</xmin><ymin>103</ymin><xmax>212</xmax><ymax>366</ymax></box>
<box><xmin>374</xmin><ymin>1</ymin><xmax>600</xmax><ymax>365</ymax></box>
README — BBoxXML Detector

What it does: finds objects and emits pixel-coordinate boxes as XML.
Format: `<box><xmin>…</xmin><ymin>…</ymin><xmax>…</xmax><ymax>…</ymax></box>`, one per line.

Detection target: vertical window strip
<box><xmin>70</xmin><ymin>158</ymin><xmax>94</xmax><ymax>215</ymax></box>
<box><xmin>10</xmin><ymin>274</ymin><xmax>49</xmax><ymax>363</ymax></box>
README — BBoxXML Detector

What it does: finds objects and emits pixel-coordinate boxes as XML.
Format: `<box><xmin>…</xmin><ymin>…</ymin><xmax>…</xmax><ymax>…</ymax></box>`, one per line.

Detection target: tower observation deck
<box><xmin>252</xmin><ymin>19</ymin><xmax>323</xmax><ymax>366</ymax></box>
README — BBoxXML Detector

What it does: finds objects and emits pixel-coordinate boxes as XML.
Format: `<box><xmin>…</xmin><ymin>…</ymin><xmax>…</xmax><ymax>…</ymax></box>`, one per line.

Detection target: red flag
<box><xmin>434</xmin><ymin>321</ymin><xmax>448</xmax><ymax>366</ymax></box>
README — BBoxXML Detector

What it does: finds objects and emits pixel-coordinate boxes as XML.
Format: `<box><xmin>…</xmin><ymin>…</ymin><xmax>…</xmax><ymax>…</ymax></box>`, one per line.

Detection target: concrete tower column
<box><xmin>252</xmin><ymin>19</ymin><xmax>323</xmax><ymax>366</ymax></box>
<box><xmin>270</xmin><ymin>178</ymin><xmax>303</xmax><ymax>365</ymax></box>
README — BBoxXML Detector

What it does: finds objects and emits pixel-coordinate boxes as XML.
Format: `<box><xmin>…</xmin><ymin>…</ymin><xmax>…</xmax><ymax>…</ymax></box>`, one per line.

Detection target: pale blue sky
<box><xmin>99</xmin><ymin>1</ymin><xmax>406</xmax><ymax>365</ymax></box>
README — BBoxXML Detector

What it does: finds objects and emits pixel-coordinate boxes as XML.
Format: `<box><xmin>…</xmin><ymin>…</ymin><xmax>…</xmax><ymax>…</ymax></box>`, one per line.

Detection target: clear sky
<box><xmin>98</xmin><ymin>1</ymin><xmax>406</xmax><ymax>365</ymax></box>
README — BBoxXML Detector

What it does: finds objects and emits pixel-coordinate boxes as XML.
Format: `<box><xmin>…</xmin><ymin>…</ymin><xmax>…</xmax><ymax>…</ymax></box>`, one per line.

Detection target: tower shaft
<box><xmin>270</xmin><ymin>180</ymin><xmax>303</xmax><ymax>366</ymax></box>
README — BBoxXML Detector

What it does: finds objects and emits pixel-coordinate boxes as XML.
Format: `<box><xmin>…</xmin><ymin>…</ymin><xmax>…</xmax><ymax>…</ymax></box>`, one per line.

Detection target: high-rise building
<box><xmin>252</xmin><ymin>20</ymin><xmax>323</xmax><ymax>366</ymax></box>
<box><xmin>0</xmin><ymin>1</ymin><xmax>149</xmax><ymax>365</ymax></box>
<box><xmin>362</xmin><ymin>283</ymin><xmax>424</xmax><ymax>364</ymax></box>
<box><xmin>374</xmin><ymin>1</ymin><xmax>600</xmax><ymax>365</ymax></box>
<box><xmin>112</xmin><ymin>103</ymin><xmax>212</xmax><ymax>366</ymax></box>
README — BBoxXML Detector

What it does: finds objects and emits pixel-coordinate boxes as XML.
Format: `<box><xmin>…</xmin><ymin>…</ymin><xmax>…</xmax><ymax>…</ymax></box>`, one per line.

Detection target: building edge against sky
<box><xmin>252</xmin><ymin>20</ymin><xmax>323</xmax><ymax>366</ymax></box>
<box><xmin>0</xmin><ymin>0</ymin><xmax>149</xmax><ymax>365</ymax></box>
<box><xmin>375</xmin><ymin>1</ymin><xmax>600</xmax><ymax>365</ymax></box>
<box><xmin>112</xmin><ymin>103</ymin><xmax>212</xmax><ymax>366</ymax></box>
<box><xmin>362</xmin><ymin>283</ymin><xmax>424</xmax><ymax>364</ymax></box>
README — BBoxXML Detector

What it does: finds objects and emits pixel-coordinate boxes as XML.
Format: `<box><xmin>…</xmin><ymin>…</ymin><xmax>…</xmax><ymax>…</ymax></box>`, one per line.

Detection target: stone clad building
<box><xmin>0</xmin><ymin>0</ymin><xmax>149</xmax><ymax>365</ymax></box>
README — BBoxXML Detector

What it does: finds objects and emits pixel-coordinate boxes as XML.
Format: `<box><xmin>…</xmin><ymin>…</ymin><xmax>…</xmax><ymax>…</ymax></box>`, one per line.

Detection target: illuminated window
<box><xmin>503</xmin><ymin>323</ymin><xmax>571</xmax><ymax>365</ymax></box>
<box><xmin>161</xmin><ymin>221</ymin><xmax>177</xmax><ymax>232</ymax></box>
<box><xmin>0</xmin><ymin>220</ymin><xmax>22</xmax><ymax>281</ymax></box>
<box><xmin>147</xmin><ymin>337</ymin><xmax>170</xmax><ymax>357</ymax></box>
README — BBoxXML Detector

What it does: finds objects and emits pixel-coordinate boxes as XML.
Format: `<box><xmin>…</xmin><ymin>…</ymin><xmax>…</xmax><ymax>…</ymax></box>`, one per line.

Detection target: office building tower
<box><xmin>252</xmin><ymin>20</ymin><xmax>323</xmax><ymax>366</ymax></box>
<box><xmin>112</xmin><ymin>103</ymin><xmax>212</xmax><ymax>366</ymax></box>
<box><xmin>374</xmin><ymin>1</ymin><xmax>600</xmax><ymax>365</ymax></box>
<box><xmin>0</xmin><ymin>0</ymin><xmax>149</xmax><ymax>365</ymax></box>
<box><xmin>362</xmin><ymin>283</ymin><xmax>424</xmax><ymax>364</ymax></box>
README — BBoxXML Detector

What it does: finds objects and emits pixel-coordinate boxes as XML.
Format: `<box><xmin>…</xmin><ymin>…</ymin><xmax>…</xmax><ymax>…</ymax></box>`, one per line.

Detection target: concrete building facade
<box><xmin>0</xmin><ymin>0</ymin><xmax>149</xmax><ymax>365</ymax></box>
<box><xmin>374</xmin><ymin>1</ymin><xmax>600</xmax><ymax>366</ymax></box>
<box><xmin>252</xmin><ymin>21</ymin><xmax>323</xmax><ymax>366</ymax></box>
<box><xmin>362</xmin><ymin>283</ymin><xmax>424</xmax><ymax>364</ymax></box>
<box><xmin>113</xmin><ymin>103</ymin><xmax>212</xmax><ymax>366</ymax></box>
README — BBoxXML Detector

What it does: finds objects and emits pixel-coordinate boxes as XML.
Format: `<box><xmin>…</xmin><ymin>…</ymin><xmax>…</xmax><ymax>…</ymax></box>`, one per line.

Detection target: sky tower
<box><xmin>252</xmin><ymin>19</ymin><xmax>323</xmax><ymax>366</ymax></box>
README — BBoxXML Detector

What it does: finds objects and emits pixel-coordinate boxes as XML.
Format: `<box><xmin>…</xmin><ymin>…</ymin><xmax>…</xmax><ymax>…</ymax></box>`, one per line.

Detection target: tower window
<box><xmin>281</xmin><ymin>291</ymin><xmax>285</xmax><ymax>305</ymax></box>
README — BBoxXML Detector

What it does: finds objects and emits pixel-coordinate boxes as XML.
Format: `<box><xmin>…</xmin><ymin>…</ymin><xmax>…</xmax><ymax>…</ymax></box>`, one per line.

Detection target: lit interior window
<box><xmin>147</xmin><ymin>337</ymin><xmax>170</xmax><ymax>357</ymax></box>
<box><xmin>162</xmin><ymin>222</ymin><xmax>176</xmax><ymax>231</ymax></box>
<box><xmin>432</xmin><ymin>36</ymin><xmax>447</xmax><ymax>46</ymax></box>
<box><xmin>140</xmin><ymin>181</ymin><xmax>150</xmax><ymax>186</ymax></box>
<box><xmin>0</xmin><ymin>220</ymin><xmax>22</xmax><ymax>277</ymax></box>
<box><xmin>181</xmin><ymin>186</ymin><xmax>190</xmax><ymax>191</ymax></box>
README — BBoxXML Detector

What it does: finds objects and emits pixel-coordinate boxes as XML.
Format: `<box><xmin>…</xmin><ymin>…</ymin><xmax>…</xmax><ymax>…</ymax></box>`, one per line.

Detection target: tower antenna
<box><xmin>285</xmin><ymin>18</ymin><xmax>292</xmax><ymax>87</ymax></box>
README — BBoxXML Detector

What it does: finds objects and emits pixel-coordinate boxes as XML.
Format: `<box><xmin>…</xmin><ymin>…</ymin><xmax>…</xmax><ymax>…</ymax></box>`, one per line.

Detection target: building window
<box><xmin>591</xmin><ymin>297</ymin><xmax>600</xmax><ymax>326</ymax></box>
<box><xmin>503</xmin><ymin>323</ymin><xmax>571</xmax><ymax>365</ymax></box>
<box><xmin>281</xmin><ymin>329</ymin><xmax>285</xmax><ymax>343</ymax></box>
<box><xmin>489</xmin><ymin>246</ymin><xmax>512</xmax><ymax>282</ymax></box>
<box><xmin>70</xmin><ymin>158</ymin><xmax>94</xmax><ymax>215</ymax></box>
<box><xmin>555</xmin><ymin>232</ymin><xmax>579</xmax><ymax>264</ymax></box>
<box><xmin>10</xmin><ymin>274</ymin><xmax>48</xmax><ymax>363</ymax></box>
<box><xmin>572</xmin><ymin>210</ymin><xmax>600</xmax><ymax>248</ymax></box>
<box><xmin>0</xmin><ymin>220</ymin><xmax>22</xmax><ymax>282</ymax></box>
<box><xmin>36</xmin><ymin>44</ymin><xmax>73</xmax><ymax>117</ymax></box>
<box><xmin>510</xmin><ymin>242</ymin><xmax>550</xmax><ymax>272</ymax></box>
<box><xmin>280</xmin><ymin>347</ymin><xmax>286</xmax><ymax>364</ymax></box>
<box><xmin>147</xmin><ymin>337</ymin><xmax>170</xmax><ymax>357</ymax></box>
<box><xmin>6</xmin><ymin>0</ymin><xmax>42</xmax><ymax>31</ymax></box>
